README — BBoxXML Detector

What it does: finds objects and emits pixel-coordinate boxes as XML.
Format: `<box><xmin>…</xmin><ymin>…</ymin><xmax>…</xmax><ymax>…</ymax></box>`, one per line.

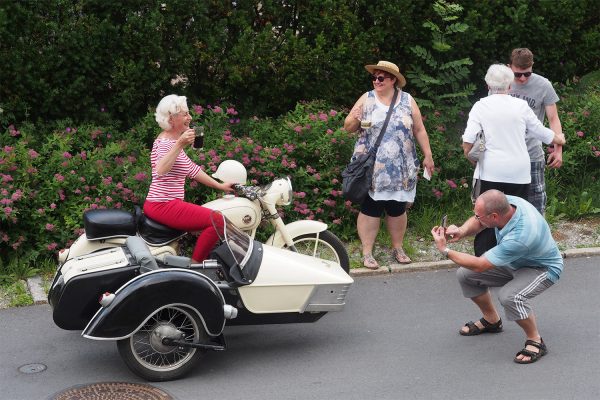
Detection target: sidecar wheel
<box><xmin>290</xmin><ymin>230</ymin><xmax>350</xmax><ymax>273</ymax></box>
<box><xmin>117</xmin><ymin>306</ymin><xmax>207</xmax><ymax>381</ymax></box>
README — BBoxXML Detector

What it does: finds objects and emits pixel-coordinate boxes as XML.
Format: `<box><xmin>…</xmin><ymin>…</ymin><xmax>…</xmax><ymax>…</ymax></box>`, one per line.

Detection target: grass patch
<box><xmin>0</xmin><ymin>280</ymin><xmax>33</xmax><ymax>308</ymax></box>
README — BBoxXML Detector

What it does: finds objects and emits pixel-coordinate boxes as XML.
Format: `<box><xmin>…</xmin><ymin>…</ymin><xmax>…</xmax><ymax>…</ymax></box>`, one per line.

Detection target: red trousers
<box><xmin>143</xmin><ymin>199</ymin><xmax>221</xmax><ymax>262</ymax></box>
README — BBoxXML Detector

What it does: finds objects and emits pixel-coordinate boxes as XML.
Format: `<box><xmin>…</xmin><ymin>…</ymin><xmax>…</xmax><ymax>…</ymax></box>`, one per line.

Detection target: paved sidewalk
<box><xmin>28</xmin><ymin>247</ymin><xmax>600</xmax><ymax>304</ymax></box>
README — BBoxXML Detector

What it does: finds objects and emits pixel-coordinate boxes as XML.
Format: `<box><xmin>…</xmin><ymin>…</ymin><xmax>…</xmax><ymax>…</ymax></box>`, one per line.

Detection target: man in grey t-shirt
<box><xmin>508</xmin><ymin>48</ymin><xmax>564</xmax><ymax>214</ymax></box>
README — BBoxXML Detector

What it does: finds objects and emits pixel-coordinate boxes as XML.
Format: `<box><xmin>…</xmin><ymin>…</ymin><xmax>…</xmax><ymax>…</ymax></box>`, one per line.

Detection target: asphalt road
<box><xmin>1</xmin><ymin>256</ymin><xmax>599</xmax><ymax>400</ymax></box>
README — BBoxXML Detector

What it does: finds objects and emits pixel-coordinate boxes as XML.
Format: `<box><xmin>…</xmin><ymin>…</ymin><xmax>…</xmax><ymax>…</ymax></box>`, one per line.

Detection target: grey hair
<box><xmin>155</xmin><ymin>94</ymin><xmax>189</xmax><ymax>130</ymax></box>
<box><xmin>485</xmin><ymin>64</ymin><xmax>514</xmax><ymax>94</ymax></box>
<box><xmin>480</xmin><ymin>189</ymin><xmax>511</xmax><ymax>215</ymax></box>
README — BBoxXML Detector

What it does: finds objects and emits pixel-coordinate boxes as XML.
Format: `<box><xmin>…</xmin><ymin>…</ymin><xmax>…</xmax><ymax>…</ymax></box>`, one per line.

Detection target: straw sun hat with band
<box><xmin>365</xmin><ymin>60</ymin><xmax>406</xmax><ymax>88</ymax></box>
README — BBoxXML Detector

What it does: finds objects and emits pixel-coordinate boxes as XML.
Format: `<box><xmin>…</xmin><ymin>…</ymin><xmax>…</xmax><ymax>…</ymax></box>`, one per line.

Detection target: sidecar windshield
<box><xmin>211</xmin><ymin>211</ymin><xmax>253</xmax><ymax>268</ymax></box>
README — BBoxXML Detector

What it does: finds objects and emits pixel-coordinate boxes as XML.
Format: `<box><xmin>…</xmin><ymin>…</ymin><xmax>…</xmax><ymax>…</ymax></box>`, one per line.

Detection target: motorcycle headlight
<box><xmin>279</xmin><ymin>176</ymin><xmax>293</xmax><ymax>206</ymax></box>
<box><xmin>262</xmin><ymin>177</ymin><xmax>293</xmax><ymax>206</ymax></box>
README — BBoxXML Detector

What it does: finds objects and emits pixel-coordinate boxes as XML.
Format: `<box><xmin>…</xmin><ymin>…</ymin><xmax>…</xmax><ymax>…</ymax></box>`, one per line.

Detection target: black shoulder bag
<box><xmin>342</xmin><ymin>89</ymin><xmax>398</xmax><ymax>205</ymax></box>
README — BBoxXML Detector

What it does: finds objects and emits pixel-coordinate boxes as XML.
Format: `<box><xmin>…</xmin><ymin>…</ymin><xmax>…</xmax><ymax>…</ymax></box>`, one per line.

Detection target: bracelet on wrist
<box><xmin>442</xmin><ymin>248</ymin><xmax>450</xmax><ymax>258</ymax></box>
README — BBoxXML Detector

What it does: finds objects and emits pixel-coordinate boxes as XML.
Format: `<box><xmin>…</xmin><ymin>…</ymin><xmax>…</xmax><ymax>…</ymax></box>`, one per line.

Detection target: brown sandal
<box><xmin>392</xmin><ymin>248</ymin><xmax>411</xmax><ymax>264</ymax></box>
<box><xmin>362</xmin><ymin>254</ymin><xmax>380</xmax><ymax>270</ymax></box>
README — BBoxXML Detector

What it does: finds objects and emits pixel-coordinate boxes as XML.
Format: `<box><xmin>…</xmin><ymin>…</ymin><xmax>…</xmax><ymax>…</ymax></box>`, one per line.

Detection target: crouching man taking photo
<box><xmin>431</xmin><ymin>189</ymin><xmax>563</xmax><ymax>364</ymax></box>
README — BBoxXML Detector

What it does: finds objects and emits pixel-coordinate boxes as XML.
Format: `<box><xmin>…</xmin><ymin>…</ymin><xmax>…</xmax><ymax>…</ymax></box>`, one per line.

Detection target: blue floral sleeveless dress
<box><xmin>351</xmin><ymin>90</ymin><xmax>420</xmax><ymax>202</ymax></box>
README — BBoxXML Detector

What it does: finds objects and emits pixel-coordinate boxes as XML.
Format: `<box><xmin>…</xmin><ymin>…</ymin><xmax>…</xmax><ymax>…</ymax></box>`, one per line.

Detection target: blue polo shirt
<box><xmin>484</xmin><ymin>196</ymin><xmax>563</xmax><ymax>282</ymax></box>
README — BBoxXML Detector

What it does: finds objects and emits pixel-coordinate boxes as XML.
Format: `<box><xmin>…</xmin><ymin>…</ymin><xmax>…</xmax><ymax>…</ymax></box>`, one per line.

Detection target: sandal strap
<box><xmin>392</xmin><ymin>248</ymin><xmax>412</xmax><ymax>263</ymax></box>
<box><xmin>392</xmin><ymin>248</ymin><xmax>405</xmax><ymax>256</ymax></box>
<box><xmin>464</xmin><ymin>321</ymin><xmax>481</xmax><ymax>334</ymax></box>
<box><xmin>524</xmin><ymin>339</ymin><xmax>545</xmax><ymax>351</ymax></box>
<box><xmin>516</xmin><ymin>349</ymin><xmax>538</xmax><ymax>358</ymax></box>
<box><xmin>479</xmin><ymin>317</ymin><xmax>502</xmax><ymax>329</ymax></box>
<box><xmin>362</xmin><ymin>253</ymin><xmax>379</xmax><ymax>269</ymax></box>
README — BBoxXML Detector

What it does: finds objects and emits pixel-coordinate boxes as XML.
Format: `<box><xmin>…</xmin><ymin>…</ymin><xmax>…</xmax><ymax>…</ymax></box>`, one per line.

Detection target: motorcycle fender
<box><xmin>82</xmin><ymin>269</ymin><xmax>226</xmax><ymax>340</ymax></box>
<box><xmin>266</xmin><ymin>220</ymin><xmax>328</xmax><ymax>248</ymax></box>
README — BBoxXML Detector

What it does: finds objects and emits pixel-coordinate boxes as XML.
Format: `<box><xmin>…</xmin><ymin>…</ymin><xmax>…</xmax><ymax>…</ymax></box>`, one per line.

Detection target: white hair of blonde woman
<box><xmin>155</xmin><ymin>94</ymin><xmax>189</xmax><ymax>130</ymax></box>
<box><xmin>485</xmin><ymin>64</ymin><xmax>514</xmax><ymax>94</ymax></box>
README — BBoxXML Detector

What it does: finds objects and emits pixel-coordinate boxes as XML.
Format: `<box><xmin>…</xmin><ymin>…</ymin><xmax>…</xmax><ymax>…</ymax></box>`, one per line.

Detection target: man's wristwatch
<box><xmin>442</xmin><ymin>248</ymin><xmax>450</xmax><ymax>258</ymax></box>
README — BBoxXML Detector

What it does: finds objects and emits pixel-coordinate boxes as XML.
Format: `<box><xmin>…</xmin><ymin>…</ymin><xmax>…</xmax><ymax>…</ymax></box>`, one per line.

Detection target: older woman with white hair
<box><xmin>462</xmin><ymin>64</ymin><xmax>565</xmax><ymax>256</ymax></box>
<box><xmin>143</xmin><ymin>94</ymin><xmax>234</xmax><ymax>263</ymax></box>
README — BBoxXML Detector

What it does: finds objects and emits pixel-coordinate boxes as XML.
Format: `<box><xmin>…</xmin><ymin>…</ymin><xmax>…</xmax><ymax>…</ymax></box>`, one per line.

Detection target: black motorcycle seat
<box><xmin>84</xmin><ymin>209</ymin><xmax>137</xmax><ymax>240</ymax></box>
<box><xmin>138</xmin><ymin>214</ymin><xmax>186</xmax><ymax>246</ymax></box>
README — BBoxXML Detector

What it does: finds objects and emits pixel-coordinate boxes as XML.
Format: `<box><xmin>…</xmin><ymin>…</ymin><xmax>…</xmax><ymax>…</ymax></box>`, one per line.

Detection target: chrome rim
<box><xmin>292</xmin><ymin>236</ymin><xmax>341</xmax><ymax>264</ymax></box>
<box><xmin>130</xmin><ymin>306</ymin><xmax>199</xmax><ymax>372</ymax></box>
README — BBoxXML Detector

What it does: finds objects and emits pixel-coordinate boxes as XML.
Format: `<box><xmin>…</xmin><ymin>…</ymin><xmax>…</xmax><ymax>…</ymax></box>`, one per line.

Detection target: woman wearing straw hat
<box><xmin>344</xmin><ymin>61</ymin><xmax>435</xmax><ymax>269</ymax></box>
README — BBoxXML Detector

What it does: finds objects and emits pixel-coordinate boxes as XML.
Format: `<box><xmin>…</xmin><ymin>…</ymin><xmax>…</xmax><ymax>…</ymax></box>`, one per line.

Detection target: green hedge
<box><xmin>1</xmin><ymin>0</ymin><xmax>599</xmax><ymax>128</ymax></box>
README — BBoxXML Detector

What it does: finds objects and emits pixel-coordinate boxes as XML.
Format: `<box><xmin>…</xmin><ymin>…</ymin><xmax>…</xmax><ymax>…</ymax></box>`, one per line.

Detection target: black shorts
<box><xmin>360</xmin><ymin>195</ymin><xmax>407</xmax><ymax>218</ymax></box>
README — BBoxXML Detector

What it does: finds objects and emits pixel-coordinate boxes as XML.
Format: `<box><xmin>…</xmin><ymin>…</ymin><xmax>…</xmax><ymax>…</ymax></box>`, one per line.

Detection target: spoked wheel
<box><xmin>289</xmin><ymin>230</ymin><xmax>350</xmax><ymax>273</ymax></box>
<box><xmin>117</xmin><ymin>306</ymin><xmax>207</xmax><ymax>381</ymax></box>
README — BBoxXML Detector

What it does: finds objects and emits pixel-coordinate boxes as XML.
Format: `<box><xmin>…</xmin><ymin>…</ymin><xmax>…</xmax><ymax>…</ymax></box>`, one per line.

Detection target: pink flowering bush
<box><xmin>0</xmin><ymin>122</ymin><xmax>150</xmax><ymax>262</ymax></box>
<box><xmin>183</xmin><ymin>101</ymin><xmax>359</xmax><ymax>239</ymax></box>
<box><xmin>1</xmin><ymin>76</ymin><xmax>599</xmax><ymax>269</ymax></box>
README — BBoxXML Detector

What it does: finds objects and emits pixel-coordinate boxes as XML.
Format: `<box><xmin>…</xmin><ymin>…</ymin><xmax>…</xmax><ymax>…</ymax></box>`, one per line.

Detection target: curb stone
<box><xmin>27</xmin><ymin>276</ymin><xmax>47</xmax><ymax>305</ymax></box>
<box><xmin>351</xmin><ymin>247</ymin><xmax>600</xmax><ymax>277</ymax></box>
<box><xmin>25</xmin><ymin>247</ymin><xmax>600</xmax><ymax>305</ymax></box>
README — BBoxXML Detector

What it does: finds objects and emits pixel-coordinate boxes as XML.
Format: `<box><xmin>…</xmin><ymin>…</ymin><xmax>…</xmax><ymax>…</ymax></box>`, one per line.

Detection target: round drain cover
<box><xmin>19</xmin><ymin>363</ymin><xmax>47</xmax><ymax>374</ymax></box>
<box><xmin>49</xmin><ymin>382</ymin><xmax>174</xmax><ymax>400</ymax></box>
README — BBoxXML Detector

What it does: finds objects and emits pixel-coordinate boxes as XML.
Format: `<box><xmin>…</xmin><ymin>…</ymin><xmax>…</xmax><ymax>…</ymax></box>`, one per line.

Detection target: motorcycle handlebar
<box><xmin>232</xmin><ymin>184</ymin><xmax>260</xmax><ymax>200</ymax></box>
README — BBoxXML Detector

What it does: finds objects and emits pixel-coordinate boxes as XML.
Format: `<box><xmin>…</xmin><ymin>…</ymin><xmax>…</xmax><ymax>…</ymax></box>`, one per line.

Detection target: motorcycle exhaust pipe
<box><xmin>162</xmin><ymin>335</ymin><xmax>227</xmax><ymax>351</ymax></box>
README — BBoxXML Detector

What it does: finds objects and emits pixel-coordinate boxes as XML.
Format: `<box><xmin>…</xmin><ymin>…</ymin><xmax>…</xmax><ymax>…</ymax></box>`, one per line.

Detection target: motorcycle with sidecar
<box><xmin>59</xmin><ymin>160</ymin><xmax>350</xmax><ymax>272</ymax></box>
<box><xmin>48</xmin><ymin>212</ymin><xmax>353</xmax><ymax>381</ymax></box>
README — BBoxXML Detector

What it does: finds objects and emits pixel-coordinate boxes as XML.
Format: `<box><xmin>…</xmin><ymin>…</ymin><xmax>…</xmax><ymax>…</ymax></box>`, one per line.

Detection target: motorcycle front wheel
<box><xmin>117</xmin><ymin>306</ymin><xmax>207</xmax><ymax>381</ymax></box>
<box><xmin>289</xmin><ymin>230</ymin><xmax>350</xmax><ymax>273</ymax></box>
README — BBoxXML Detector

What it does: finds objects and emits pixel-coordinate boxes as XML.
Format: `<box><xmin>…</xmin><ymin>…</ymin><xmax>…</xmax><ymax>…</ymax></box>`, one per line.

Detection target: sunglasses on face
<box><xmin>371</xmin><ymin>75</ymin><xmax>390</xmax><ymax>82</ymax></box>
<box><xmin>514</xmin><ymin>72</ymin><xmax>532</xmax><ymax>78</ymax></box>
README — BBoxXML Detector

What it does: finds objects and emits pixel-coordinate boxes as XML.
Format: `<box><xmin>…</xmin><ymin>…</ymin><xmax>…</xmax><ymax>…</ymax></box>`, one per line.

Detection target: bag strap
<box><xmin>371</xmin><ymin>88</ymin><xmax>398</xmax><ymax>152</ymax></box>
<box><xmin>476</xmin><ymin>130</ymin><xmax>484</xmax><ymax>179</ymax></box>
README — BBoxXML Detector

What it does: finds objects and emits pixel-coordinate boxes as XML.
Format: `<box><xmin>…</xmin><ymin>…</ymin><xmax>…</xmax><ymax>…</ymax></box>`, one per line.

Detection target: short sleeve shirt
<box><xmin>145</xmin><ymin>139</ymin><xmax>202</xmax><ymax>202</ymax></box>
<box><xmin>484</xmin><ymin>195</ymin><xmax>563</xmax><ymax>282</ymax></box>
<box><xmin>509</xmin><ymin>73</ymin><xmax>560</xmax><ymax>161</ymax></box>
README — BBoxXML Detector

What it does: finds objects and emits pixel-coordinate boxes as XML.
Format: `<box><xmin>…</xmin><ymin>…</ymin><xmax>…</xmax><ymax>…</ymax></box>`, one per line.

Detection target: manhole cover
<box><xmin>49</xmin><ymin>382</ymin><xmax>174</xmax><ymax>400</ymax></box>
<box><xmin>18</xmin><ymin>363</ymin><xmax>47</xmax><ymax>374</ymax></box>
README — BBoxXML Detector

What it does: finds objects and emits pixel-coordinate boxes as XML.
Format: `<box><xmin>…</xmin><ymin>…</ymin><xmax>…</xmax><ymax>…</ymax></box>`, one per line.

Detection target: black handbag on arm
<box><xmin>342</xmin><ymin>89</ymin><xmax>398</xmax><ymax>205</ymax></box>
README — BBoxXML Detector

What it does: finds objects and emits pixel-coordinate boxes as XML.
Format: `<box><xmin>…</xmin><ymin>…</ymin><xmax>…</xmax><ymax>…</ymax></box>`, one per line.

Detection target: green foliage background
<box><xmin>0</xmin><ymin>0</ymin><xmax>599</xmax><ymax>275</ymax></box>
<box><xmin>1</xmin><ymin>0</ymin><xmax>599</xmax><ymax>127</ymax></box>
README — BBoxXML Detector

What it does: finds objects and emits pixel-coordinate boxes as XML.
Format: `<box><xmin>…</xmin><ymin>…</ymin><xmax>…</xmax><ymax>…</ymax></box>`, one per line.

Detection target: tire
<box><xmin>289</xmin><ymin>230</ymin><xmax>350</xmax><ymax>273</ymax></box>
<box><xmin>117</xmin><ymin>305</ymin><xmax>207</xmax><ymax>381</ymax></box>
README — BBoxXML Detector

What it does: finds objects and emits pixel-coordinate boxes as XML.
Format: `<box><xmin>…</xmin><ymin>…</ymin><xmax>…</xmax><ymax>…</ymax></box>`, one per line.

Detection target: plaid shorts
<box><xmin>528</xmin><ymin>160</ymin><xmax>546</xmax><ymax>214</ymax></box>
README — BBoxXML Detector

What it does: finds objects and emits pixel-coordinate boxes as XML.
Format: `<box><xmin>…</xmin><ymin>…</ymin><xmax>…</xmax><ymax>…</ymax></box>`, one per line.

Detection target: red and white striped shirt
<box><xmin>145</xmin><ymin>139</ymin><xmax>202</xmax><ymax>202</ymax></box>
